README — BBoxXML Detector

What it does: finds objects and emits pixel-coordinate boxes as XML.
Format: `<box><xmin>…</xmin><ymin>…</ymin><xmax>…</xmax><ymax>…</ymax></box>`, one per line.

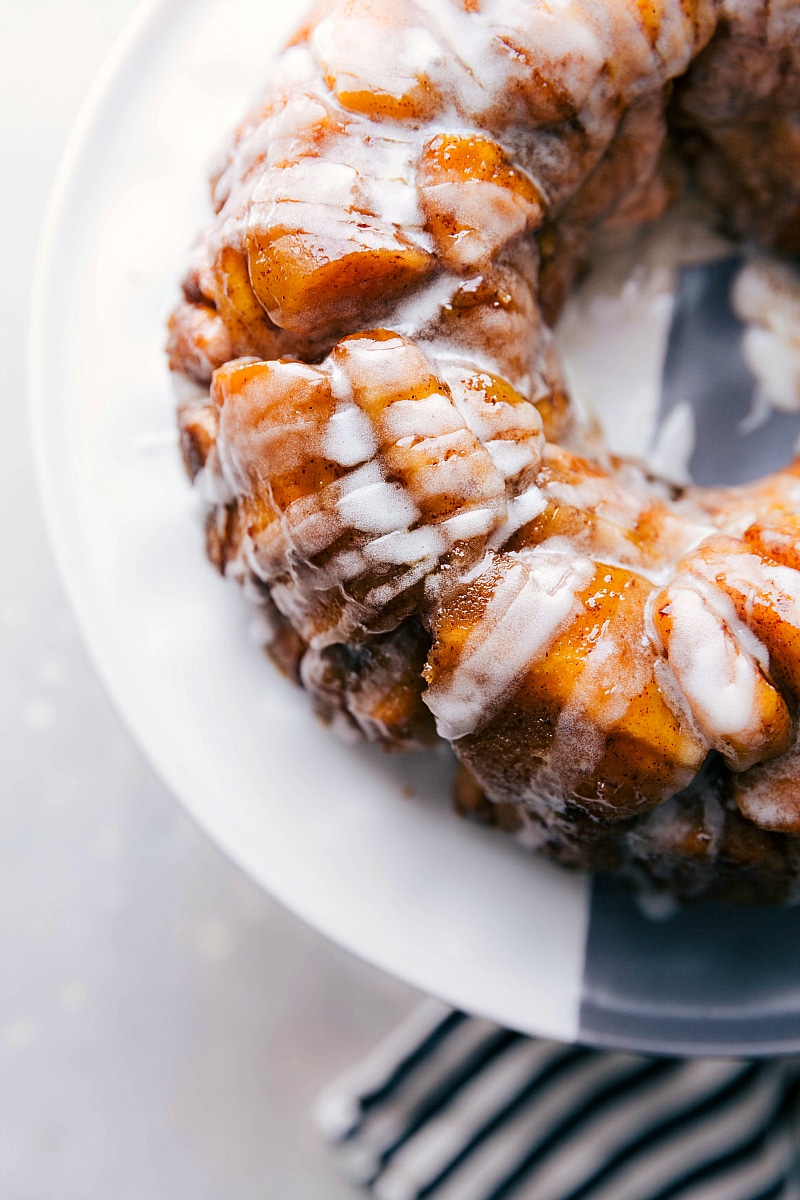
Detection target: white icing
<box><xmin>284</xmin><ymin>501</ymin><xmax>340</xmax><ymax>560</ymax></box>
<box><xmin>328</xmin><ymin>547</ymin><xmax>368</xmax><ymax>581</ymax></box>
<box><xmin>488</xmin><ymin>485</ymin><xmax>547</xmax><ymax>549</ymax></box>
<box><xmin>739</xmin><ymin>788</ymin><xmax>792</xmax><ymax>830</ymax></box>
<box><xmin>722</xmin><ymin>554</ymin><xmax>800</xmax><ymax>629</ymax></box>
<box><xmin>451</xmin><ymin>387</ymin><xmax>543</xmax><ymax>444</ymax></box>
<box><xmin>439</xmin><ymin>507</ymin><xmax>496</xmax><ymax>541</ymax></box>
<box><xmin>543</xmin><ymin>470</ymin><xmax>656</xmax><ymax>533</ymax></box>
<box><xmin>365</xmin><ymin>525</ymin><xmax>445</xmax><ymax>565</ymax></box>
<box><xmin>365</xmin><ymin>555</ymin><xmax>437</xmax><ymax>609</ymax></box>
<box><xmin>708</xmin><ymin>591</ymin><xmax>769</xmax><ymax>675</ymax></box>
<box><xmin>312</xmin><ymin>11</ymin><xmax>445</xmax><ymax>91</ymax></box>
<box><xmin>425</xmin><ymin>549</ymin><xmax>593</xmax><ymax>740</ymax></box>
<box><xmin>272</xmin><ymin>44</ymin><xmax>318</xmax><ymax>86</ymax></box>
<box><xmin>336</xmin><ymin>475</ymin><xmax>420</xmax><ymax>534</ymax></box>
<box><xmin>381</xmin><ymin>393</ymin><xmax>462</xmax><ymax>441</ymax></box>
<box><xmin>322</xmin><ymin>405</ymin><xmax>378</xmax><ymax>466</ymax></box>
<box><xmin>485</xmin><ymin>438</ymin><xmax>538</xmax><ymax>478</ymax></box>
<box><xmin>410</xmin><ymin>435</ymin><xmax>492</xmax><ymax>499</ymax></box>
<box><xmin>389</xmin><ymin>273</ymin><xmax>466</xmax><ymax>341</ymax></box>
<box><xmin>254</xmin><ymin>158</ymin><xmax>359</xmax><ymax>207</ymax></box>
<box><xmin>664</xmin><ymin>586</ymin><xmax>758</xmax><ymax>739</ymax></box>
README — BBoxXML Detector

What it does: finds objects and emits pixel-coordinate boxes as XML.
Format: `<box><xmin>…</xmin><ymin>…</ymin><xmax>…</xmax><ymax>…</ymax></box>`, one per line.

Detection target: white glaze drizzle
<box><xmin>425</xmin><ymin>547</ymin><xmax>594</xmax><ymax>739</ymax></box>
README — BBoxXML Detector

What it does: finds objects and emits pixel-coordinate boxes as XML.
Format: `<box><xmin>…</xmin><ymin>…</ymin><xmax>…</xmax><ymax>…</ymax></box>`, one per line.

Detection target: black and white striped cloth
<box><xmin>316</xmin><ymin>1002</ymin><xmax>800</xmax><ymax>1200</ymax></box>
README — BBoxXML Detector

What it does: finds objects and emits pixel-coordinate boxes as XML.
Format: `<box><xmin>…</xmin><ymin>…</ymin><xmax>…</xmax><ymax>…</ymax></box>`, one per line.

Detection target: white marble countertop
<box><xmin>0</xmin><ymin>4</ymin><xmax>417</xmax><ymax>1196</ymax></box>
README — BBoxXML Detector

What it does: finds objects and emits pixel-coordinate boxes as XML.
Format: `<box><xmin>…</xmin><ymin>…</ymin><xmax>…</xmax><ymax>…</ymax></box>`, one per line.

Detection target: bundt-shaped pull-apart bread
<box><xmin>169</xmin><ymin>0</ymin><xmax>800</xmax><ymax>901</ymax></box>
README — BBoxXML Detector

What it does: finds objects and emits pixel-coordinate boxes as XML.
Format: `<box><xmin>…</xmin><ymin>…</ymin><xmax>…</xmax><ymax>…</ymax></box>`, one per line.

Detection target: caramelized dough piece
<box><xmin>452</xmin><ymin>762</ymin><xmax>526</xmax><ymax>835</ymax></box>
<box><xmin>423</xmin><ymin>250</ymin><xmax>568</xmax><ymax>405</ymax></box>
<box><xmin>652</xmin><ymin>533</ymin><xmax>800</xmax><ymax>771</ymax></box>
<box><xmin>210</xmin><ymin>331</ymin><xmax>509</xmax><ymax>645</ymax></box>
<box><xmin>686</xmin><ymin>535</ymin><xmax>800</xmax><ymax>701</ymax></box>
<box><xmin>177</xmin><ymin>402</ymin><xmax>218</xmax><ymax>480</ymax></box>
<box><xmin>211</xmin><ymin>246</ymin><xmax>324</xmax><ymax>363</ymax></box>
<box><xmin>419</xmin><ymin>134</ymin><xmax>545</xmax><ymax>273</ymax></box>
<box><xmin>426</xmin><ymin>552</ymin><xmax>706</xmax><ymax>821</ymax></box>
<box><xmin>167</xmin><ymin>302</ymin><xmax>232</xmax><ymax>386</ymax></box>
<box><xmin>314</xmin><ymin>0</ymin><xmax>442</xmax><ymax>123</ymax></box>
<box><xmin>503</xmin><ymin>443</ymin><xmax>704</xmax><ymax>568</ymax></box>
<box><xmin>626</xmin><ymin>757</ymin><xmax>799</xmax><ymax>903</ymax></box>
<box><xmin>205</xmin><ymin>502</ymin><xmax>246</xmax><ymax>579</ymax></box>
<box><xmin>442</xmin><ymin>367</ymin><xmax>545</xmax><ymax>496</ymax></box>
<box><xmin>734</xmin><ymin>749</ymin><xmax>800</xmax><ymax>836</ymax></box>
<box><xmin>301</xmin><ymin>617</ymin><xmax>437</xmax><ymax>749</ymax></box>
<box><xmin>652</xmin><ymin>582</ymin><xmax>793</xmax><ymax>772</ymax></box>
<box><xmin>684</xmin><ymin>458</ymin><xmax>800</xmax><ymax>537</ymax></box>
<box><xmin>744</xmin><ymin>514</ymin><xmax>800</xmax><ymax>573</ymax></box>
<box><xmin>245</xmin><ymin>223</ymin><xmax>434</xmax><ymax>338</ymax></box>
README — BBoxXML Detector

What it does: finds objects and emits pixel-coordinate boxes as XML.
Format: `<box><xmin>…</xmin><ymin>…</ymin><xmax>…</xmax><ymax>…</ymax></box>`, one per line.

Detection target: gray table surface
<box><xmin>0</xmin><ymin>4</ymin><xmax>418</xmax><ymax>1196</ymax></box>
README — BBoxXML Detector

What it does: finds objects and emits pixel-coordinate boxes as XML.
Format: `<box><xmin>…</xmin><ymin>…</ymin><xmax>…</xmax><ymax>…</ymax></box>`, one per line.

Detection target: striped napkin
<box><xmin>316</xmin><ymin>1002</ymin><xmax>800</xmax><ymax>1200</ymax></box>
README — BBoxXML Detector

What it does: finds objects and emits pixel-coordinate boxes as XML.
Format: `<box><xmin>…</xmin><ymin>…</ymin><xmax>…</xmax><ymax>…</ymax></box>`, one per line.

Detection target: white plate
<box><xmin>30</xmin><ymin>0</ymin><xmax>591</xmax><ymax>1046</ymax></box>
<box><xmin>31</xmin><ymin>0</ymin><xmax>800</xmax><ymax>1055</ymax></box>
